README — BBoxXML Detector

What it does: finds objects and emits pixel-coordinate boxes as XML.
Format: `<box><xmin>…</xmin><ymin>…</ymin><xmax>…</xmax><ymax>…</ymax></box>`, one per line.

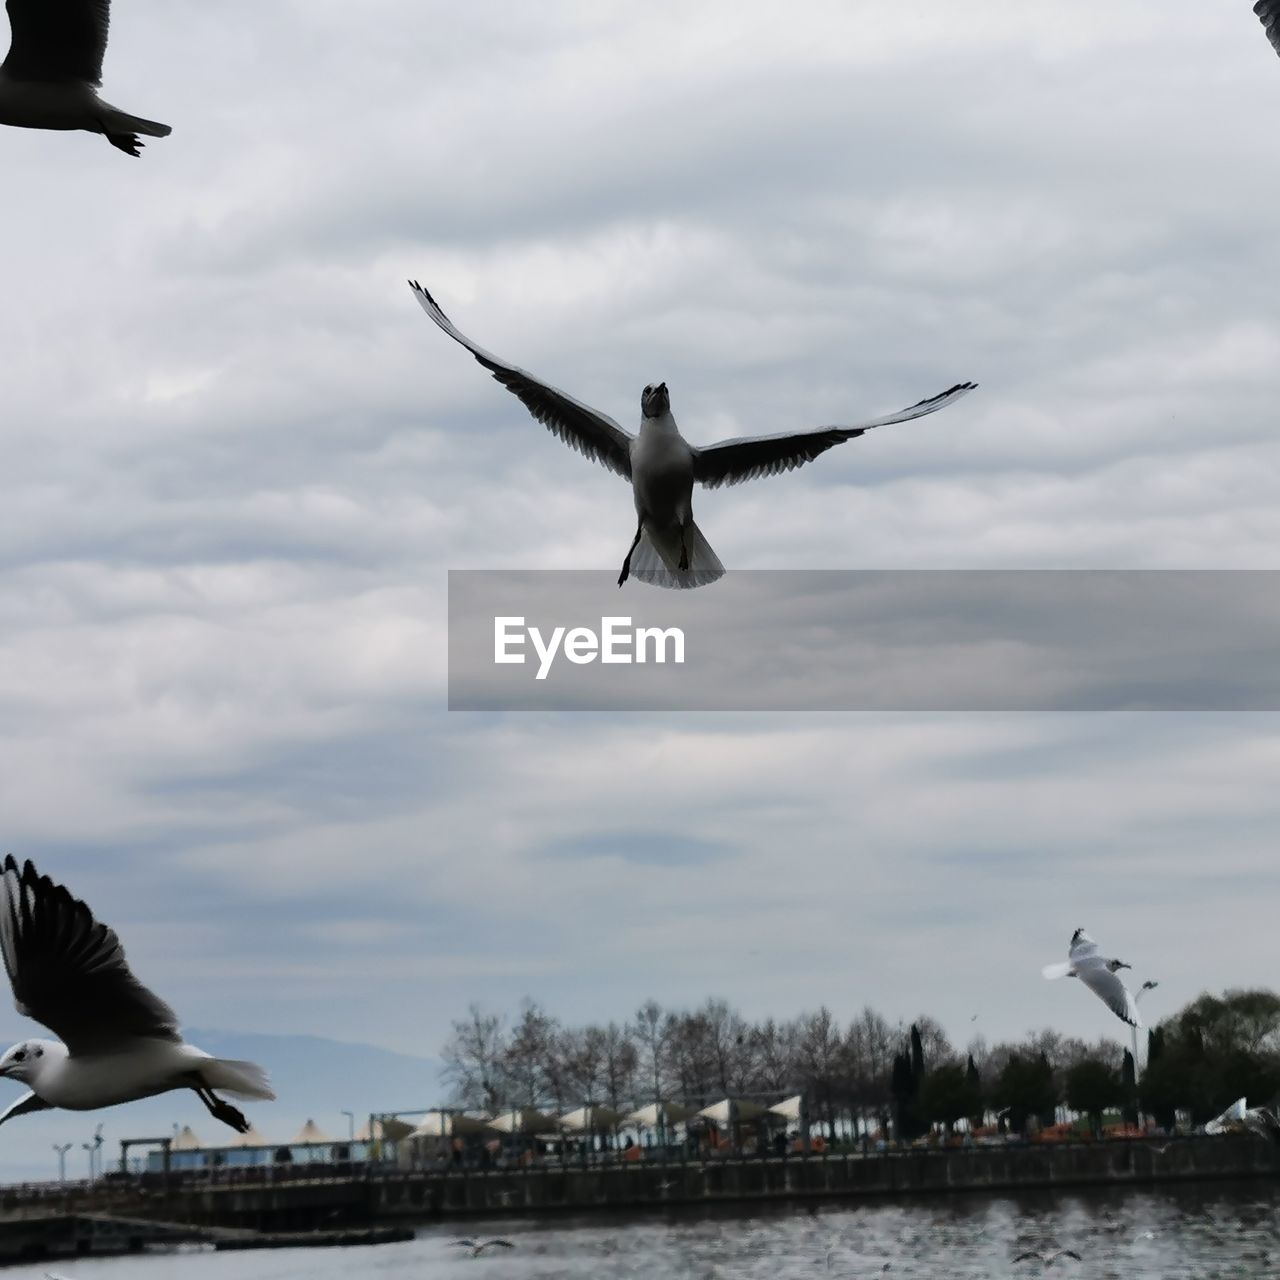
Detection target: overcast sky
<box><xmin>2</xmin><ymin>0</ymin><xmax>1280</xmax><ymax>1172</ymax></box>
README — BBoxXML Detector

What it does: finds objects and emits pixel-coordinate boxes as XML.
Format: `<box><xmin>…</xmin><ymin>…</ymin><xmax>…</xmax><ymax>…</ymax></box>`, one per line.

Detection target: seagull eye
<box><xmin>33</xmin><ymin>1048</ymin><xmax>42</xmax><ymax>1058</ymax></box>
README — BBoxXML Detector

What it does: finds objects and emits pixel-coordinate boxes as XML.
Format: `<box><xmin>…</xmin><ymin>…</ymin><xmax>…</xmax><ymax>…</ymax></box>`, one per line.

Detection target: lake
<box><xmin>6</xmin><ymin>1181</ymin><xmax>1279</xmax><ymax>1278</ymax></box>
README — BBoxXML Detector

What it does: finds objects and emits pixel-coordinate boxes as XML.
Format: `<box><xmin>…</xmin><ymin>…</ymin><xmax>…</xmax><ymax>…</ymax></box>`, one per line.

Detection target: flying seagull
<box><xmin>408</xmin><ymin>280</ymin><xmax>976</xmax><ymax>588</ymax></box>
<box><xmin>0</xmin><ymin>855</ymin><xmax>274</xmax><ymax>1133</ymax></box>
<box><xmin>1012</xmin><ymin>1250</ymin><xmax>1082</xmax><ymax>1268</ymax></box>
<box><xmin>0</xmin><ymin>0</ymin><xmax>171</xmax><ymax>155</ymax></box>
<box><xmin>1257</xmin><ymin>1</ymin><xmax>1280</xmax><ymax>58</ymax></box>
<box><xmin>1205</xmin><ymin>1097</ymin><xmax>1280</xmax><ymax>1143</ymax></box>
<box><xmin>453</xmin><ymin>1238</ymin><xmax>516</xmax><ymax>1257</ymax></box>
<box><xmin>1041</xmin><ymin>928</ymin><xmax>1142</xmax><ymax>1028</ymax></box>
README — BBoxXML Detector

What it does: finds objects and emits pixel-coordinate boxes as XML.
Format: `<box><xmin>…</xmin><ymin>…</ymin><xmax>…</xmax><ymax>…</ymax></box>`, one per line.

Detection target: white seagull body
<box><xmin>1257</xmin><ymin>1</ymin><xmax>1280</xmax><ymax>58</ymax></box>
<box><xmin>0</xmin><ymin>0</ymin><xmax>170</xmax><ymax>155</ymax></box>
<box><xmin>1041</xmin><ymin>928</ymin><xmax>1142</xmax><ymax>1028</ymax></box>
<box><xmin>0</xmin><ymin>855</ymin><xmax>273</xmax><ymax>1132</ymax></box>
<box><xmin>408</xmin><ymin>280</ymin><xmax>976</xmax><ymax>589</ymax></box>
<box><xmin>1205</xmin><ymin>1097</ymin><xmax>1280</xmax><ymax>1143</ymax></box>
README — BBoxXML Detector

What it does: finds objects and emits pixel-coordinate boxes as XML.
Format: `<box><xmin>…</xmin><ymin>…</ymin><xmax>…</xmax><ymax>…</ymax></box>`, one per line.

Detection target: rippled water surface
<box><xmin>8</xmin><ymin>1183</ymin><xmax>1280</xmax><ymax>1278</ymax></box>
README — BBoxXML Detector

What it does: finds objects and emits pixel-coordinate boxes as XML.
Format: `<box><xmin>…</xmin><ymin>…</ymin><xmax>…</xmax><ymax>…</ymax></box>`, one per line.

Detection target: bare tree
<box><xmin>599</xmin><ymin>1022</ymin><xmax>639</xmax><ymax>1111</ymax></box>
<box><xmin>441</xmin><ymin>1003</ymin><xmax>506</xmax><ymax>1111</ymax></box>
<box><xmin>502</xmin><ymin>999</ymin><xmax>560</xmax><ymax>1110</ymax></box>
<box><xmin>632</xmin><ymin>1000</ymin><xmax>671</xmax><ymax>1103</ymax></box>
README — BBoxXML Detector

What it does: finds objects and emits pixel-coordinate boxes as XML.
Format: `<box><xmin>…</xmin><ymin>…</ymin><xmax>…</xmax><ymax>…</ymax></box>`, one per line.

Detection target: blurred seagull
<box><xmin>1012</xmin><ymin>1250</ymin><xmax>1082</xmax><ymax>1268</ymax></box>
<box><xmin>1041</xmin><ymin>928</ymin><xmax>1142</xmax><ymax>1028</ymax></box>
<box><xmin>1205</xmin><ymin>1097</ymin><xmax>1280</xmax><ymax>1143</ymax></box>
<box><xmin>0</xmin><ymin>0</ymin><xmax>171</xmax><ymax>155</ymax></box>
<box><xmin>0</xmin><ymin>855</ymin><xmax>274</xmax><ymax>1133</ymax></box>
<box><xmin>408</xmin><ymin>280</ymin><xmax>976</xmax><ymax>589</ymax></box>
<box><xmin>453</xmin><ymin>1238</ymin><xmax>516</xmax><ymax>1257</ymax></box>
<box><xmin>1257</xmin><ymin>1</ymin><xmax>1280</xmax><ymax>58</ymax></box>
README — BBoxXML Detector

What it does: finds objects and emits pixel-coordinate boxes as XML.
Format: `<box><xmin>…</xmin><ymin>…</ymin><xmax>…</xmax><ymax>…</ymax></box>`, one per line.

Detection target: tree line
<box><xmin>439</xmin><ymin>989</ymin><xmax>1280</xmax><ymax>1138</ymax></box>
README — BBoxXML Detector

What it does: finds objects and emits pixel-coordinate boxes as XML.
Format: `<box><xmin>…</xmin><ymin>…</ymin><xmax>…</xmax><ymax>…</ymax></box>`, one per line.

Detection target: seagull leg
<box><xmin>618</xmin><ymin>517</ymin><xmax>644</xmax><ymax>587</ymax></box>
<box><xmin>189</xmin><ymin>1081</ymin><xmax>251</xmax><ymax>1134</ymax></box>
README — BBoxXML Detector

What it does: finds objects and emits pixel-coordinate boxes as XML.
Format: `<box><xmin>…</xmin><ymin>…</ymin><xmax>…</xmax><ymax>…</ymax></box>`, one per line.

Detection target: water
<box><xmin>7</xmin><ymin>1183</ymin><xmax>1280</xmax><ymax>1278</ymax></box>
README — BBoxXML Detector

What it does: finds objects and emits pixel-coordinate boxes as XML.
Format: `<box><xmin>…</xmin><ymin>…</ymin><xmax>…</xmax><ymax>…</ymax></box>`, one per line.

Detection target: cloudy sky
<box><xmin>2</xmin><ymin>0</ymin><xmax>1280</xmax><ymax>1173</ymax></box>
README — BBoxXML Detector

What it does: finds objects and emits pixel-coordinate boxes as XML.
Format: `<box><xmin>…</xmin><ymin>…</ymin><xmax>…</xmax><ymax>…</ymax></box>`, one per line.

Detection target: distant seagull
<box><xmin>1041</xmin><ymin>928</ymin><xmax>1142</xmax><ymax>1028</ymax></box>
<box><xmin>1205</xmin><ymin>1097</ymin><xmax>1280</xmax><ymax>1143</ymax></box>
<box><xmin>408</xmin><ymin>281</ymin><xmax>976</xmax><ymax>589</ymax></box>
<box><xmin>453</xmin><ymin>1238</ymin><xmax>516</xmax><ymax>1257</ymax></box>
<box><xmin>1012</xmin><ymin>1249</ymin><xmax>1082</xmax><ymax>1268</ymax></box>
<box><xmin>1257</xmin><ymin>1</ymin><xmax>1280</xmax><ymax>58</ymax></box>
<box><xmin>0</xmin><ymin>0</ymin><xmax>171</xmax><ymax>155</ymax></box>
<box><xmin>0</xmin><ymin>855</ymin><xmax>274</xmax><ymax>1133</ymax></box>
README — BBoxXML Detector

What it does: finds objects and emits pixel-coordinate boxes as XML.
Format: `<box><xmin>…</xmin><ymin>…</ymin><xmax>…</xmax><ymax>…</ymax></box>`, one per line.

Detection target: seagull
<box><xmin>1012</xmin><ymin>1249</ymin><xmax>1082</xmax><ymax>1268</ymax></box>
<box><xmin>453</xmin><ymin>1238</ymin><xmax>516</xmax><ymax>1257</ymax></box>
<box><xmin>0</xmin><ymin>855</ymin><xmax>274</xmax><ymax>1133</ymax></box>
<box><xmin>408</xmin><ymin>280</ymin><xmax>976</xmax><ymax>589</ymax></box>
<box><xmin>1204</xmin><ymin>1097</ymin><xmax>1280</xmax><ymax>1143</ymax></box>
<box><xmin>1041</xmin><ymin>928</ymin><xmax>1142</xmax><ymax>1028</ymax></box>
<box><xmin>1257</xmin><ymin>1</ymin><xmax>1280</xmax><ymax>58</ymax></box>
<box><xmin>0</xmin><ymin>0</ymin><xmax>171</xmax><ymax>156</ymax></box>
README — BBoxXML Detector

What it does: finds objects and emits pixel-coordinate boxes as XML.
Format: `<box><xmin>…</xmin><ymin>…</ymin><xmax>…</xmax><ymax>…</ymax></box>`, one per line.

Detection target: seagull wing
<box><xmin>1256</xmin><ymin>1</ymin><xmax>1280</xmax><ymax>58</ymax></box>
<box><xmin>689</xmin><ymin>382</ymin><xmax>976</xmax><ymax>490</ymax></box>
<box><xmin>1068</xmin><ymin>930</ymin><xmax>1101</xmax><ymax>963</ymax></box>
<box><xmin>1076</xmin><ymin>960</ymin><xmax>1142</xmax><ymax>1027</ymax></box>
<box><xmin>0</xmin><ymin>855</ymin><xmax>181</xmax><ymax>1055</ymax></box>
<box><xmin>3</xmin><ymin>0</ymin><xmax>110</xmax><ymax>86</ymax></box>
<box><xmin>0</xmin><ymin>1089</ymin><xmax>52</xmax><ymax>1127</ymax></box>
<box><xmin>408</xmin><ymin>281</ymin><xmax>634</xmax><ymax>480</ymax></box>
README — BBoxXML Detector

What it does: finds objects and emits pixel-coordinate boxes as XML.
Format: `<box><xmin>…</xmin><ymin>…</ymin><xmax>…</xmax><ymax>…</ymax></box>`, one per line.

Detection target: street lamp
<box><xmin>52</xmin><ymin>1143</ymin><xmax>72</xmax><ymax>1183</ymax></box>
<box><xmin>341</xmin><ymin>1110</ymin><xmax>354</xmax><ymax>1142</ymax></box>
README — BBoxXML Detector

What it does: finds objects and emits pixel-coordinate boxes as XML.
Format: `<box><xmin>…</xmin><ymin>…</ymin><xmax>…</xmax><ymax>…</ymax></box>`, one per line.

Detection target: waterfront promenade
<box><xmin>3</xmin><ymin>1135</ymin><xmax>1278</xmax><ymax>1240</ymax></box>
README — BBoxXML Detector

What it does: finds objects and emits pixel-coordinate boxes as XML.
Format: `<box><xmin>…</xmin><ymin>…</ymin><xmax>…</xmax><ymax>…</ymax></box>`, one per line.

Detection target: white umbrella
<box><xmin>487</xmin><ymin>1108</ymin><xmax>558</xmax><ymax>1135</ymax></box>
<box><xmin>559</xmin><ymin>1105</ymin><xmax>623</xmax><ymax>1132</ymax></box>
<box><xmin>699</xmin><ymin>1099</ymin><xmax>765</xmax><ymax>1126</ymax></box>
<box><xmin>411</xmin><ymin>1111</ymin><xmax>491</xmax><ymax>1139</ymax></box>
<box><xmin>624</xmin><ymin>1101</ymin><xmax>694</xmax><ymax>1128</ymax></box>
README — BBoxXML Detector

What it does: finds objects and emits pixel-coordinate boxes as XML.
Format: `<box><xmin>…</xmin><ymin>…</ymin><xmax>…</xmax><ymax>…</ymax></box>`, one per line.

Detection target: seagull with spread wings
<box><xmin>1012</xmin><ymin>1249</ymin><xmax>1083</xmax><ymax>1269</ymax></box>
<box><xmin>1257</xmin><ymin>1</ymin><xmax>1280</xmax><ymax>58</ymax></box>
<box><xmin>453</xmin><ymin>1238</ymin><xmax>516</xmax><ymax>1258</ymax></box>
<box><xmin>0</xmin><ymin>855</ymin><xmax>273</xmax><ymax>1133</ymax></box>
<box><xmin>1041</xmin><ymin>928</ymin><xmax>1143</xmax><ymax>1028</ymax></box>
<box><xmin>1205</xmin><ymin>1097</ymin><xmax>1280</xmax><ymax>1143</ymax></box>
<box><xmin>409</xmin><ymin>281</ymin><xmax>976</xmax><ymax>589</ymax></box>
<box><xmin>0</xmin><ymin>0</ymin><xmax>171</xmax><ymax>155</ymax></box>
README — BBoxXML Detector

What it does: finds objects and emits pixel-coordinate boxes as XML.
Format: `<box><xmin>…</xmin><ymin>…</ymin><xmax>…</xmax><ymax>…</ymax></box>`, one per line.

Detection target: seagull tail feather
<box><xmin>1041</xmin><ymin>961</ymin><xmax>1073</xmax><ymax>980</ymax></box>
<box><xmin>630</xmin><ymin>519</ymin><xmax>725</xmax><ymax>590</ymax></box>
<box><xmin>97</xmin><ymin>104</ymin><xmax>173</xmax><ymax>139</ymax></box>
<box><xmin>199</xmin><ymin>1058</ymin><xmax>276</xmax><ymax>1102</ymax></box>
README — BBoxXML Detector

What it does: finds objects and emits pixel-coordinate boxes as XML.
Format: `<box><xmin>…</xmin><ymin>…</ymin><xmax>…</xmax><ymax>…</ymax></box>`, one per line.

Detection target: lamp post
<box><xmin>52</xmin><ymin>1143</ymin><xmax>72</xmax><ymax>1183</ymax></box>
<box><xmin>341</xmin><ymin>1110</ymin><xmax>354</xmax><ymax>1142</ymax></box>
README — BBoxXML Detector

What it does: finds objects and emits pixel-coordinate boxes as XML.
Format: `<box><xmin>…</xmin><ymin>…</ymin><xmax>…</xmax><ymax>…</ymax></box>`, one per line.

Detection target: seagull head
<box><xmin>0</xmin><ymin>1038</ymin><xmax>62</xmax><ymax>1086</ymax></box>
<box><xmin>1107</xmin><ymin>959</ymin><xmax>1132</xmax><ymax>972</ymax></box>
<box><xmin>641</xmin><ymin>382</ymin><xmax>670</xmax><ymax>418</ymax></box>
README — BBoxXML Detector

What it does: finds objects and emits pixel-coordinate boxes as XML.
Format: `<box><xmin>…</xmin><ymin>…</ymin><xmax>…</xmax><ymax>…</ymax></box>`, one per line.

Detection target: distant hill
<box><xmin>0</xmin><ymin>1029</ymin><xmax>446</xmax><ymax>1185</ymax></box>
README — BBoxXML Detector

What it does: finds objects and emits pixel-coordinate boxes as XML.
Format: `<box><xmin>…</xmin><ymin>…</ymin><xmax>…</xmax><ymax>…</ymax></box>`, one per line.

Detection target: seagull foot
<box><xmin>617</xmin><ymin>563</ymin><xmax>630</xmax><ymax>587</ymax></box>
<box><xmin>106</xmin><ymin>133</ymin><xmax>143</xmax><ymax>157</ymax></box>
<box><xmin>210</xmin><ymin>1097</ymin><xmax>251</xmax><ymax>1133</ymax></box>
